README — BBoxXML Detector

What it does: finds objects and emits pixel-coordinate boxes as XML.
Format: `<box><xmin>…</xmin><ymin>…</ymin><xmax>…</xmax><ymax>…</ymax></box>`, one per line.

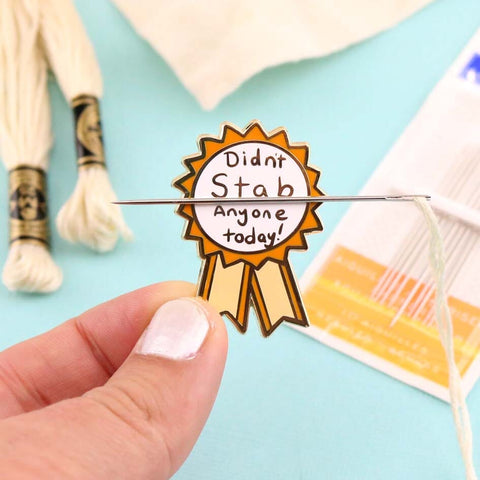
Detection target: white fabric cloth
<box><xmin>110</xmin><ymin>0</ymin><xmax>435</xmax><ymax>110</ymax></box>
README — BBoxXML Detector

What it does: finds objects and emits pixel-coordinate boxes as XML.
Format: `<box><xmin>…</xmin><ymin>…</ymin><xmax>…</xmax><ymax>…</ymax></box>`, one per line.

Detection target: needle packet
<box><xmin>298</xmin><ymin>29</ymin><xmax>480</xmax><ymax>401</ymax></box>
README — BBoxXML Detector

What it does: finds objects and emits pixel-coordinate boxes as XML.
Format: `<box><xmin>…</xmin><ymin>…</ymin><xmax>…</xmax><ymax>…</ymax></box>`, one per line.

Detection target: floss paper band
<box><xmin>71</xmin><ymin>94</ymin><xmax>106</xmax><ymax>170</ymax></box>
<box><xmin>8</xmin><ymin>166</ymin><xmax>49</xmax><ymax>248</ymax></box>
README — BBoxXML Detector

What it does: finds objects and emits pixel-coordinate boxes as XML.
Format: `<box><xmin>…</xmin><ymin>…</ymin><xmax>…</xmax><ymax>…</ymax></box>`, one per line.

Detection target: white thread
<box><xmin>3</xmin><ymin>244</ymin><xmax>62</xmax><ymax>293</ymax></box>
<box><xmin>415</xmin><ymin>197</ymin><xmax>477</xmax><ymax>480</ymax></box>
<box><xmin>40</xmin><ymin>0</ymin><xmax>132</xmax><ymax>252</ymax></box>
<box><xmin>56</xmin><ymin>166</ymin><xmax>132</xmax><ymax>252</ymax></box>
<box><xmin>0</xmin><ymin>0</ymin><xmax>62</xmax><ymax>293</ymax></box>
<box><xmin>38</xmin><ymin>0</ymin><xmax>102</xmax><ymax>100</ymax></box>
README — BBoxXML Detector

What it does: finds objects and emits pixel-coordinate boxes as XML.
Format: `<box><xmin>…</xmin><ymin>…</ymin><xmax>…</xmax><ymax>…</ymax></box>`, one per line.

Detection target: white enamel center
<box><xmin>193</xmin><ymin>141</ymin><xmax>308</xmax><ymax>253</ymax></box>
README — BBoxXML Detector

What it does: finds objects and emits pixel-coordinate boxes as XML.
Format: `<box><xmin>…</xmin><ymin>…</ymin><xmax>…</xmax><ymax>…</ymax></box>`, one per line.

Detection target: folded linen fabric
<box><xmin>110</xmin><ymin>0</ymin><xmax>435</xmax><ymax>110</ymax></box>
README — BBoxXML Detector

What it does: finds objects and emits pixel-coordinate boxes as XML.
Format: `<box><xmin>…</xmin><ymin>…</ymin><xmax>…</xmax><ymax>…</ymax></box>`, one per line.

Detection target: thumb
<box><xmin>0</xmin><ymin>297</ymin><xmax>228</xmax><ymax>480</ymax></box>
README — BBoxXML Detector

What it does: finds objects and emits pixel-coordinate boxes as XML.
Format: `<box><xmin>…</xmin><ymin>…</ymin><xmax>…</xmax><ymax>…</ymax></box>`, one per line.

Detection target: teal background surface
<box><xmin>1</xmin><ymin>0</ymin><xmax>480</xmax><ymax>478</ymax></box>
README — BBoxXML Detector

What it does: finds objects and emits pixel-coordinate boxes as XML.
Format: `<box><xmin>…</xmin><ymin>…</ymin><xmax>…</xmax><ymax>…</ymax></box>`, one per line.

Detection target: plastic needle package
<box><xmin>299</xmin><ymin>29</ymin><xmax>480</xmax><ymax>402</ymax></box>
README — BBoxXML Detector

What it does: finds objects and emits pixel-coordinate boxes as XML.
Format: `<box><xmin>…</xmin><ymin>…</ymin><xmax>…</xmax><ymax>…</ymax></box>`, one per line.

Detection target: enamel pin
<box><xmin>115</xmin><ymin>121</ymin><xmax>430</xmax><ymax>337</ymax></box>
<box><xmin>174</xmin><ymin>121</ymin><xmax>324</xmax><ymax>336</ymax></box>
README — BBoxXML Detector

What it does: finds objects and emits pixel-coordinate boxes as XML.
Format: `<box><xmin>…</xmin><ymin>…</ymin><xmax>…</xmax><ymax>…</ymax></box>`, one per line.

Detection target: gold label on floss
<box><xmin>72</xmin><ymin>94</ymin><xmax>106</xmax><ymax>170</ymax></box>
<box><xmin>9</xmin><ymin>166</ymin><xmax>49</xmax><ymax>247</ymax></box>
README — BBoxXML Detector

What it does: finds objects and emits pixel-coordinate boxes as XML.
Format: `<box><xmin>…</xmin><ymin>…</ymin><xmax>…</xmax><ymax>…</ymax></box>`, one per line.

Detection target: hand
<box><xmin>0</xmin><ymin>282</ymin><xmax>228</xmax><ymax>479</ymax></box>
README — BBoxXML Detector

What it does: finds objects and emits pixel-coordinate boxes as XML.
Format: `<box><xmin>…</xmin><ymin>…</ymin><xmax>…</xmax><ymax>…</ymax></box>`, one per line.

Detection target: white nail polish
<box><xmin>137</xmin><ymin>298</ymin><xmax>210</xmax><ymax>360</ymax></box>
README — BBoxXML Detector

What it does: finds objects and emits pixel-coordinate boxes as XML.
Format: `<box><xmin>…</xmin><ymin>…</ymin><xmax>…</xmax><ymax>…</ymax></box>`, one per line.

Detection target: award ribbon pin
<box><xmin>115</xmin><ymin>121</ymin><xmax>429</xmax><ymax>336</ymax></box>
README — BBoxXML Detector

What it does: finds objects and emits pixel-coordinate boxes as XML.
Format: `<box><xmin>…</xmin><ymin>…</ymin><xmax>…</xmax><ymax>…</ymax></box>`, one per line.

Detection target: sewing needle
<box><xmin>113</xmin><ymin>194</ymin><xmax>430</xmax><ymax>206</ymax></box>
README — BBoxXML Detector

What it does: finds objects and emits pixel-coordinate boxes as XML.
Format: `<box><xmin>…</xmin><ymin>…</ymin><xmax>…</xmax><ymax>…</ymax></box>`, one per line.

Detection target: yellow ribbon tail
<box><xmin>251</xmin><ymin>260</ymin><xmax>308</xmax><ymax>336</ymax></box>
<box><xmin>198</xmin><ymin>254</ymin><xmax>252</xmax><ymax>333</ymax></box>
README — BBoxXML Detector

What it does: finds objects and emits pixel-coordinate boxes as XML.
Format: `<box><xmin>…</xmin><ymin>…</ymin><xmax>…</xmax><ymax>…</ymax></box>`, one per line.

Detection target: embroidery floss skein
<box><xmin>0</xmin><ymin>0</ymin><xmax>62</xmax><ymax>293</ymax></box>
<box><xmin>39</xmin><ymin>0</ymin><xmax>132</xmax><ymax>252</ymax></box>
<box><xmin>415</xmin><ymin>198</ymin><xmax>477</xmax><ymax>480</ymax></box>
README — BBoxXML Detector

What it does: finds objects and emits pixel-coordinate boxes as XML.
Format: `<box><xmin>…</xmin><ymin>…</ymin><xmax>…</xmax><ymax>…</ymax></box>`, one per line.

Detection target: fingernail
<box><xmin>137</xmin><ymin>298</ymin><xmax>211</xmax><ymax>360</ymax></box>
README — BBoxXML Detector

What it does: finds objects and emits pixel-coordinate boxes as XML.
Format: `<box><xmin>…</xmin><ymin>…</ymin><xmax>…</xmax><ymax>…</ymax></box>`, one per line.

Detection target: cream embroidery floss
<box><xmin>415</xmin><ymin>198</ymin><xmax>477</xmax><ymax>480</ymax></box>
<box><xmin>0</xmin><ymin>0</ymin><xmax>62</xmax><ymax>293</ymax></box>
<box><xmin>39</xmin><ymin>0</ymin><xmax>132</xmax><ymax>252</ymax></box>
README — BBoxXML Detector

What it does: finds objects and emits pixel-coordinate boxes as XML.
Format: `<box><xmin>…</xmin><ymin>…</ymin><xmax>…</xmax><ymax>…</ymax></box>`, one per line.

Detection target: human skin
<box><xmin>0</xmin><ymin>281</ymin><xmax>228</xmax><ymax>479</ymax></box>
